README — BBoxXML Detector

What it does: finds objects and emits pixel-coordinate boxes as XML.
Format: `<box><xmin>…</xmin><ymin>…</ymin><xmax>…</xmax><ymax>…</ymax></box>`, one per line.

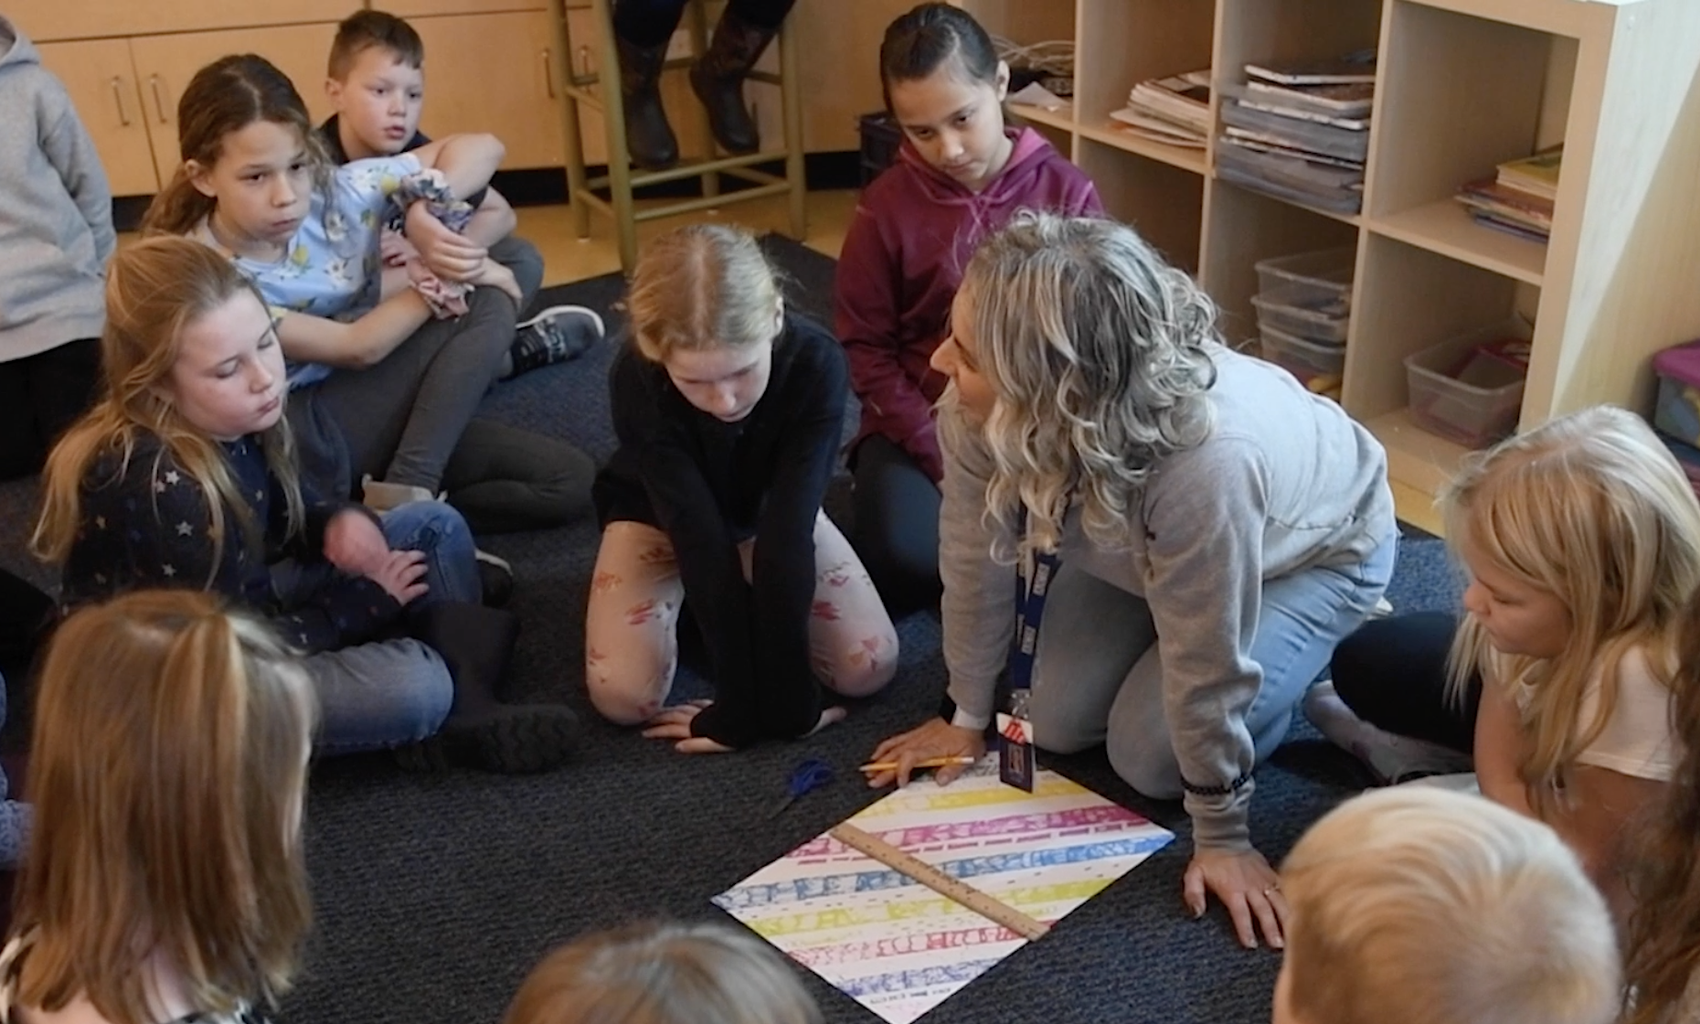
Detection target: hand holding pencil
<box><xmin>862</xmin><ymin>718</ymin><xmax>987</xmax><ymax>789</ymax></box>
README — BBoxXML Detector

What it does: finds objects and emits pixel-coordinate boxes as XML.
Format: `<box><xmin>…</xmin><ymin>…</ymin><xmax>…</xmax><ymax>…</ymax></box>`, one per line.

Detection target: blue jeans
<box><xmin>274</xmin><ymin>501</ymin><xmax>478</xmax><ymax>754</ymax></box>
<box><xmin>1029</xmin><ymin>528</ymin><xmax>1399</xmax><ymax>798</ymax></box>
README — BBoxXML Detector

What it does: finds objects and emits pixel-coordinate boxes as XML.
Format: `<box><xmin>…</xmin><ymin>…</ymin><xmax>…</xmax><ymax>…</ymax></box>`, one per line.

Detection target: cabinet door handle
<box><xmin>542</xmin><ymin>49</ymin><xmax>555</xmax><ymax>98</ymax></box>
<box><xmin>110</xmin><ymin>77</ymin><xmax>132</xmax><ymax>126</ymax></box>
<box><xmin>148</xmin><ymin>74</ymin><xmax>169</xmax><ymax>124</ymax></box>
<box><xmin>577</xmin><ymin>45</ymin><xmax>592</xmax><ymax>78</ymax></box>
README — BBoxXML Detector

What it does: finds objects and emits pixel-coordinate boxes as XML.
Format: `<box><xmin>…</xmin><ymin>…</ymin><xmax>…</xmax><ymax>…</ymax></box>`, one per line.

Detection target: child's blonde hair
<box><xmin>625</xmin><ymin>224</ymin><xmax>782</xmax><ymax>363</ymax></box>
<box><xmin>503</xmin><ymin>921</ymin><xmax>821</xmax><ymax>1024</ymax></box>
<box><xmin>949</xmin><ymin>211</ymin><xmax>1216</xmax><ymax>559</ymax></box>
<box><xmin>31</xmin><ymin>236</ymin><xmax>304</xmax><ymax>576</ymax></box>
<box><xmin>141</xmin><ymin>54</ymin><xmax>331</xmax><ymax>239</ymax></box>
<box><xmin>1281</xmin><ymin>787</ymin><xmax>1619</xmax><ymax>1024</ymax></box>
<box><xmin>1443</xmin><ymin>405</ymin><xmax>1700</xmax><ymax>816</ymax></box>
<box><xmin>13</xmin><ymin>589</ymin><xmax>317</xmax><ymax>1024</ymax></box>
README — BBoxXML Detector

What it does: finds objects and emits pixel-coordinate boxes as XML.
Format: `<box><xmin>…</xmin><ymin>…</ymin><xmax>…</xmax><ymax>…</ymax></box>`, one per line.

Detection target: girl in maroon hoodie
<box><xmin>834</xmin><ymin>4</ymin><xmax>1102</xmax><ymax>614</ymax></box>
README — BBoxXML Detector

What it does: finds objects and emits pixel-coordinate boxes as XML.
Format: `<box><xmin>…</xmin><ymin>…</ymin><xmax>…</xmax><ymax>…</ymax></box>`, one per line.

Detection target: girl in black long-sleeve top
<box><xmin>587</xmin><ymin>224</ymin><xmax>898</xmax><ymax>751</ymax></box>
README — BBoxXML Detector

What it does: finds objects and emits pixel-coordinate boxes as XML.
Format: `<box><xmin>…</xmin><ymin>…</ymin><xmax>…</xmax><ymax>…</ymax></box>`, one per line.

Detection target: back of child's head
<box><xmin>1278</xmin><ymin>787</ymin><xmax>1619</xmax><ymax>1024</ymax></box>
<box><xmin>13</xmin><ymin>589</ymin><xmax>316</xmax><ymax>1024</ymax></box>
<box><xmin>328</xmin><ymin>9</ymin><xmax>425</xmax><ymax>81</ymax></box>
<box><xmin>31</xmin><ymin>235</ymin><xmax>302</xmax><ymax>568</ymax></box>
<box><xmin>953</xmin><ymin>210</ymin><xmax>1215</xmax><ymax>558</ymax></box>
<box><xmin>1621</xmin><ymin>584</ymin><xmax>1700</xmax><ymax>1024</ymax></box>
<box><xmin>1443</xmin><ymin>405</ymin><xmax>1700</xmax><ymax>799</ymax></box>
<box><xmin>502</xmin><ymin>920</ymin><xmax>821</xmax><ymax>1024</ymax></box>
<box><xmin>626</xmin><ymin>224</ymin><xmax>781</xmax><ymax>363</ymax></box>
<box><xmin>878</xmin><ymin>3</ymin><xmax>1000</xmax><ymax>106</ymax></box>
<box><xmin>141</xmin><ymin>53</ymin><xmax>329</xmax><ymax>238</ymax></box>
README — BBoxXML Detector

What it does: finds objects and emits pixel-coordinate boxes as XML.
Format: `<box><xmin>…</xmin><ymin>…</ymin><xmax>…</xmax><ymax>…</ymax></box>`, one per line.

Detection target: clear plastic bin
<box><xmin>1255</xmin><ymin>247</ymin><xmax>1355</xmax><ymax>311</ymax></box>
<box><xmin>1252</xmin><ymin>281</ymin><xmax>1350</xmax><ymax>344</ymax></box>
<box><xmin>1404</xmin><ymin>332</ymin><xmax>1528</xmax><ymax>448</ymax></box>
<box><xmin>1260</xmin><ymin>324</ymin><xmax>1345</xmax><ymax>388</ymax></box>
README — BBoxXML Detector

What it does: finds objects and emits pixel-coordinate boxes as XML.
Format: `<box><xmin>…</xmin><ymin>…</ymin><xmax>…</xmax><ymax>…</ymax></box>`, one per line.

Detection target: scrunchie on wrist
<box><xmin>387</xmin><ymin>168</ymin><xmax>475</xmax><ymax>232</ymax></box>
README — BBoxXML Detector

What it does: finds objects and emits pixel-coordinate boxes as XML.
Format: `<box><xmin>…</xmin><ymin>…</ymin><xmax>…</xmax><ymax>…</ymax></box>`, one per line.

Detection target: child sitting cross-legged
<box><xmin>320</xmin><ymin>9</ymin><xmax>604</xmax><ymax>378</ymax></box>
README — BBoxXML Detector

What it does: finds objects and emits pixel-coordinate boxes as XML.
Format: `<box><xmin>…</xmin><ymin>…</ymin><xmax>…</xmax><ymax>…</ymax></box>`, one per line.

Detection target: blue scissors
<box><xmin>770</xmin><ymin>757</ymin><xmax>834</xmax><ymax>817</ymax></box>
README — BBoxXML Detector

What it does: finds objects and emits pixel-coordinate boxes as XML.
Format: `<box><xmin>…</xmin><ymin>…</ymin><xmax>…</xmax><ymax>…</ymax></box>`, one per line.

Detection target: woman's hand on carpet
<box><xmin>864</xmin><ymin>718</ymin><xmax>985</xmax><ymax>789</ymax></box>
<box><xmin>1184</xmin><ymin>847</ymin><xmax>1288</xmax><ymax>950</ymax></box>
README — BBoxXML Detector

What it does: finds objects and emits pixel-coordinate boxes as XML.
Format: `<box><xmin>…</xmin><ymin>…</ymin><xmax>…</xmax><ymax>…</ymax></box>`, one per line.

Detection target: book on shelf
<box><xmin>1244</xmin><ymin>79</ymin><xmax>1374</xmax><ymax>117</ymax></box>
<box><xmin>1454</xmin><ymin>178</ymin><xmax>1554</xmax><ymax>231</ymax></box>
<box><xmin>1244</xmin><ymin>51</ymin><xmax>1376</xmax><ymax>86</ymax></box>
<box><xmin>1115</xmin><ymin>68</ymin><xmax>1211</xmax><ymax>146</ymax></box>
<box><xmin>1107</xmin><ymin>109</ymin><xmax>1208</xmax><ymax>149</ymax></box>
<box><xmin>1221</xmin><ymin>130</ymin><xmax>1365</xmax><ymax>171</ymax></box>
<box><xmin>1234</xmin><ymin>94</ymin><xmax>1369</xmax><ymax>131</ymax></box>
<box><xmin>1496</xmin><ymin>145</ymin><xmax>1562</xmax><ymax>201</ymax></box>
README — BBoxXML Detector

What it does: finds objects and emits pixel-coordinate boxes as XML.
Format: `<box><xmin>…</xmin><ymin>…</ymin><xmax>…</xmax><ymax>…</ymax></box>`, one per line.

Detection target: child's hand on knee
<box><xmin>323</xmin><ymin>509</ymin><xmax>391</xmax><ymax>576</ymax></box>
<box><xmin>469</xmin><ymin>258</ymin><xmax>522</xmax><ymax>307</ymax></box>
<box><xmin>404</xmin><ymin>203</ymin><xmax>486</xmax><ymax>282</ymax></box>
<box><xmin>367</xmin><ymin>549</ymin><xmax>430</xmax><ymax>606</ymax></box>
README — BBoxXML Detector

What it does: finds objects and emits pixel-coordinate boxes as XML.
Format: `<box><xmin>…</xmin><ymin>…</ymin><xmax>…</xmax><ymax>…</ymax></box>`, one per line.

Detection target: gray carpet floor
<box><xmin>0</xmin><ymin>235</ymin><xmax>1465</xmax><ymax>1024</ymax></box>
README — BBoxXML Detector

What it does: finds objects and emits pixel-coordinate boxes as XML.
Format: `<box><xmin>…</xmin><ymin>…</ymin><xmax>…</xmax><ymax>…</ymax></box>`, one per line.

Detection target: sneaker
<box><xmin>1302</xmin><ymin>680</ymin><xmax>1474</xmax><ymax>784</ymax></box>
<box><xmin>1370</xmin><ymin>596</ymin><xmax>1395</xmax><ymax>619</ymax></box>
<box><xmin>476</xmin><ymin>549</ymin><xmax>515</xmax><ymax>608</ymax></box>
<box><xmin>504</xmin><ymin>304</ymin><xmax>605</xmax><ymax>379</ymax></box>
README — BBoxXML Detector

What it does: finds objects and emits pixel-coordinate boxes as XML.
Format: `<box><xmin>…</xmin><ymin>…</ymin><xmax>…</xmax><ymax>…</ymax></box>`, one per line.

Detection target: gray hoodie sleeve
<box><xmin>39</xmin><ymin>77</ymin><xmax>115</xmax><ymax>267</ymax></box>
<box><xmin>938</xmin><ymin>409</ymin><xmax>1016</xmax><ymax>728</ymax></box>
<box><xmin>1142</xmin><ymin>436</ymin><xmax>1271</xmax><ymax>853</ymax></box>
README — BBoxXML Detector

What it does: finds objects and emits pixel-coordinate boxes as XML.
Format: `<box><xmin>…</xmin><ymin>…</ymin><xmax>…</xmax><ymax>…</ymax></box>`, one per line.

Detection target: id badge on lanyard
<box><xmin>999</xmin><ymin>522</ymin><xmax>1059</xmax><ymax>792</ymax></box>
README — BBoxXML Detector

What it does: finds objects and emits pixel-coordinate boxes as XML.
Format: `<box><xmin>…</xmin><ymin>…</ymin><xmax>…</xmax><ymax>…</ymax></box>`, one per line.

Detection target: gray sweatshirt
<box><xmin>939</xmin><ymin>344</ymin><xmax>1396</xmax><ymax>850</ymax></box>
<box><xmin>0</xmin><ymin>16</ymin><xmax>114</xmax><ymax>362</ymax></box>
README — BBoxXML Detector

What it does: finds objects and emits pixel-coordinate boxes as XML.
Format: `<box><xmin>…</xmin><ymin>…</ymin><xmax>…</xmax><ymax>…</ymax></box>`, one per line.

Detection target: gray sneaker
<box><xmin>505</xmin><ymin>304</ymin><xmax>605</xmax><ymax>379</ymax></box>
<box><xmin>1303</xmin><ymin>680</ymin><xmax>1473</xmax><ymax>784</ymax></box>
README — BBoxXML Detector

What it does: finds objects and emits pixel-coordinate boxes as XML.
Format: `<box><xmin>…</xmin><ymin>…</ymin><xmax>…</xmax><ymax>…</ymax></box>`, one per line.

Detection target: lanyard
<box><xmin>1008</xmin><ymin>515</ymin><xmax>1062</xmax><ymax>696</ymax></box>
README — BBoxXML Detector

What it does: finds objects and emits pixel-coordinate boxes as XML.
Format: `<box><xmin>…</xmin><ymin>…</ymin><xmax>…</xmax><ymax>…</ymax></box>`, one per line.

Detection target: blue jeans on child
<box><xmin>273</xmin><ymin>501</ymin><xmax>481</xmax><ymax>754</ymax></box>
<box><xmin>1027</xmin><ymin>527</ymin><xmax>1399</xmax><ymax>798</ymax></box>
<box><xmin>0</xmin><ymin>672</ymin><xmax>29</xmax><ymax>870</ymax></box>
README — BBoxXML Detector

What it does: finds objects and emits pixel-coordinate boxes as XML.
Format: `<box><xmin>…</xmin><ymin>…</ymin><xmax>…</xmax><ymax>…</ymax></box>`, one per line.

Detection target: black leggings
<box><xmin>614</xmin><ymin>0</ymin><xmax>796</xmax><ymax>48</ymax></box>
<box><xmin>0</xmin><ymin>339</ymin><xmax>101</xmax><ymax>481</ymax></box>
<box><xmin>850</xmin><ymin>435</ymin><xmax>941</xmax><ymax>615</ymax></box>
<box><xmin>1329</xmin><ymin>611</ymin><xmax>1482</xmax><ymax>754</ymax></box>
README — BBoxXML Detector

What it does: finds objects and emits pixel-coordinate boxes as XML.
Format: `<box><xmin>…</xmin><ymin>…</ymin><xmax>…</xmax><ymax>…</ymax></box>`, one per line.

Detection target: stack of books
<box><xmin>1110</xmin><ymin>70</ymin><xmax>1211</xmax><ymax>149</ymax></box>
<box><xmin>1215</xmin><ymin>53</ymin><xmax>1376</xmax><ymax>214</ymax></box>
<box><xmin>1453</xmin><ymin>146</ymin><xmax>1561</xmax><ymax>242</ymax></box>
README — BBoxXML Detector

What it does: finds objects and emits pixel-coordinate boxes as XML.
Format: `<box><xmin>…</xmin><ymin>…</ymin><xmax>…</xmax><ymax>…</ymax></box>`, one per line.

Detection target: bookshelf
<box><xmin>956</xmin><ymin>0</ymin><xmax>1700</xmax><ymax>522</ymax></box>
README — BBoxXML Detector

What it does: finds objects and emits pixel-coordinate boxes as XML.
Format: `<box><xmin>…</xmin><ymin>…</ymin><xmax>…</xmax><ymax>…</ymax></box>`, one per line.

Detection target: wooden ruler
<box><xmin>829</xmin><ymin>822</ymin><xmax>1051</xmax><ymax>941</ymax></box>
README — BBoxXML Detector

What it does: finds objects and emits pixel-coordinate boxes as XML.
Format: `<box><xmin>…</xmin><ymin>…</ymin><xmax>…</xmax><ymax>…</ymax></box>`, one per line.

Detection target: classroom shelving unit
<box><xmin>956</xmin><ymin>0</ymin><xmax>1700</xmax><ymax>526</ymax></box>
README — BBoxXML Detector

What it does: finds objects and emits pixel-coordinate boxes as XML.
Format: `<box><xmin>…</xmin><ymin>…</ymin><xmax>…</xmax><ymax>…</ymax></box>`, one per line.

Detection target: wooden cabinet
<box><xmin>32</xmin><ymin>39</ymin><xmax>159</xmax><ymax>196</ymax></box>
<box><xmin>962</xmin><ymin>0</ymin><xmax>1700</xmax><ymax>516</ymax></box>
<box><xmin>13</xmin><ymin>0</ymin><xmax>354</xmax><ymax>43</ymax></box>
<box><xmin>410</xmin><ymin>11</ymin><xmax>568</xmax><ymax>169</ymax></box>
<box><xmin>33</xmin><ymin>23</ymin><xmax>340</xmax><ymax>196</ymax></box>
<box><xmin>127</xmin><ymin>24</ymin><xmax>340</xmax><ymax>185</ymax></box>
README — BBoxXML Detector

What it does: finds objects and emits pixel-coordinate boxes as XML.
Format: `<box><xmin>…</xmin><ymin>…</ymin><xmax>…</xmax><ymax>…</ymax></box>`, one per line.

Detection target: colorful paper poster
<box><xmin>713</xmin><ymin>763</ymin><xmax>1175</xmax><ymax>1023</ymax></box>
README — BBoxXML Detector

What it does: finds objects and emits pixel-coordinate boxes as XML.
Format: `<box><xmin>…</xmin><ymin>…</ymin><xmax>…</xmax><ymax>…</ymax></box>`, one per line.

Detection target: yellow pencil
<box><xmin>857</xmin><ymin>755</ymin><xmax>978</xmax><ymax>773</ymax></box>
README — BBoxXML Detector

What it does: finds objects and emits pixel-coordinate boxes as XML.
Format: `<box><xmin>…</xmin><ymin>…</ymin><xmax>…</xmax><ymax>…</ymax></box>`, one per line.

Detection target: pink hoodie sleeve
<box><xmin>834</xmin><ymin>200</ymin><xmax>945</xmax><ymax>481</ymax></box>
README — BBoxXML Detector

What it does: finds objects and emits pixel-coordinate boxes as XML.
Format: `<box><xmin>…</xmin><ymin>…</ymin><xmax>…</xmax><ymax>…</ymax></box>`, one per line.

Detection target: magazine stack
<box><xmin>1110</xmin><ymin>69</ymin><xmax>1211</xmax><ymax>149</ymax></box>
<box><xmin>1452</xmin><ymin>146</ymin><xmax>1561</xmax><ymax>242</ymax></box>
<box><xmin>1216</xmin><ymin>52</ymin><xmax>1375</xmax><ymax>214</ymax></box>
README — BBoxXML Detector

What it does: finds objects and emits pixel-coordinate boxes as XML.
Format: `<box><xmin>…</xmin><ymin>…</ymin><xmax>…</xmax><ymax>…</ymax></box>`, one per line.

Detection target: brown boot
<box><xmin>616</xmin><ymin>34</ymin><xmax>678</xmax><ymax>170</ymax></box>
<box><xmin>689</xmin><ymin>9</ymin><xmax>776</xmax><ymax>154</ymax></box>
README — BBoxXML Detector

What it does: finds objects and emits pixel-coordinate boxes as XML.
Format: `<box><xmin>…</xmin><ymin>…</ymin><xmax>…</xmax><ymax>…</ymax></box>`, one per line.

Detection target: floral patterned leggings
<box><xmin>584</xmin><ymin>513</ymin><xmax>899</xmax><ymax>725</ymax></box>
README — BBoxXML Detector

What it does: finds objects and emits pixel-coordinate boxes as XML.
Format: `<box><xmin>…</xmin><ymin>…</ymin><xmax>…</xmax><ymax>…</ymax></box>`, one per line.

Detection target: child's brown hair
<box><xmin>12</xmin><ymin>589</ymin><xmax>317</xmax><ymax>1024</ymax></box>
<box><xmin>140</xmin><ymin>54</ymin><xmax>331</xmax><ymax>239</ymax></box>
<box><xmin>327</xmin><ymin>9</ymin><xmax>426</xmax><ymax>81</ymax></box>
<box><xmin>503</xmin><ymin>921</ymin><xmax>821</xmax><ymax>1024</ymax></box>
<box><xmin>625</xmin><ymin>224</ymin><xmax>783</xmax><ymax>363</ymax></box>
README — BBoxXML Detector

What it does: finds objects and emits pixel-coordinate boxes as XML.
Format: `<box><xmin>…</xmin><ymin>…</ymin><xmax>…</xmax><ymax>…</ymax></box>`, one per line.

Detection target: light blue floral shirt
<box><xmin>191</xmin><ymin>153</ymin><xmax>422</xmax><ymax>388</ymax></box>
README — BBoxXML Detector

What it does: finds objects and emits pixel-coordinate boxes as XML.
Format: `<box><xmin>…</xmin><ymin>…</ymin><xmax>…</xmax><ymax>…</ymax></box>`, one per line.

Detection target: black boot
<box><xmin>689</xmin><ymin>10</ymin><xmax>776</xmax><ymax>154</ymax></box>
<box><xmin>395</xmin><ymin>603</ymin><xmax>581</xmax><ymax>774</ymax></box>
<box><xmin>616</xmin><ymin>34</ymin><xmax>679</xmax><ymax>171</ymax></box>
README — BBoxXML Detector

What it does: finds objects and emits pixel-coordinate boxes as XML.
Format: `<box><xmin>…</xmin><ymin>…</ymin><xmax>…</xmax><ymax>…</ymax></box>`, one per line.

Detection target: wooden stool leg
<box><xmin>592</xmin><ymin>0</ymin><xmax>639</xmax><ymax>273</ymax></box>
<box><xmin>778</xmin><ymin>13</ymin><xmax>806</xmax><ymax>240</ymax></box>
<box><xmin>688</xmin><ymin>0</ymin><xmax>720</xmax><ymax>202</ymax></box>
<box><xmin>549</xmin><ymin>0</ymin><xmax>591</xmax><ymax>241</ymax></box>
